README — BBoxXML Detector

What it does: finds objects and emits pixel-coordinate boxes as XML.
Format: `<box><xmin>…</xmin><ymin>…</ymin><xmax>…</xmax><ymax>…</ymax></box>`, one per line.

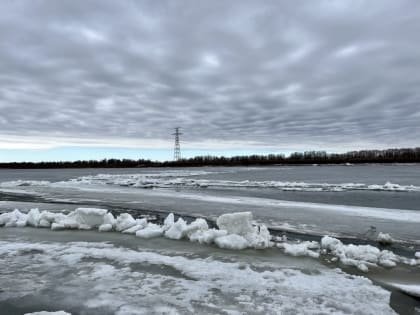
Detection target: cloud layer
<box><xmin>1</xmin><ymin>0</ymin><xmax>419</xmax><ymax>151</ymax></box>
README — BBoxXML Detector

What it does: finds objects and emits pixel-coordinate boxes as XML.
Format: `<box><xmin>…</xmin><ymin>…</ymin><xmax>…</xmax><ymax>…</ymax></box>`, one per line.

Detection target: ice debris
<box><xmin>0</xmin><ymin>208</ymin><xmax>406</xmax><ymax>267</ymax></box>
<box><xmin>377</xmin><ymin>232</ymin><xmax>394</xmax><ymax>245</ymax></box>
<box><xmin>24</xmin><ymin>312</ymin><xmax>71</xmax><ymax>315</ymax></box>
<box><xmin>321</xmin><ymin>236</ymin><xmax>399</xmax><ymax>271</ymax></box>
<box><xmin>280</xmin><ymin>241</ymin><xmax>320</xmax><ymax>259</ymax></box>
<box><xmin>0</xmin><ymin>209</ymin><xmax>272</xmax><ymax>250</ymax></box>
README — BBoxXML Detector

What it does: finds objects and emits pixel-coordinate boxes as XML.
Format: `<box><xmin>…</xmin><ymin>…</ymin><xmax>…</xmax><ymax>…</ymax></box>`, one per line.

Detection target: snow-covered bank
<box><xmin>1</xmin><ymin>208</ymin><xmax>417</xmax><ymax>272</ymax></box>
<box><xmin>0</xmin><ymin>238</ymin><xmax>397</xmax><ymax>315</ymax></box>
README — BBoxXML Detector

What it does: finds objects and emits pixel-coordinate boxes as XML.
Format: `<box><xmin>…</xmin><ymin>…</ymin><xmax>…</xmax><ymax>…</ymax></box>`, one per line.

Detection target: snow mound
<box><xmin>321</xmin><ymin>236</ymin><xmax>399</xmax><ymax>271</ymax></box>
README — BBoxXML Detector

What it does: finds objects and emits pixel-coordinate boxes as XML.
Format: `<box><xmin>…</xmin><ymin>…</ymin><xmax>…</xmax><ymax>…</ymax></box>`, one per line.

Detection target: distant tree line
<box><xmin>1</xmin><ymin>147</ymin><xmax>419</xmax><ymax>169</ymax></box>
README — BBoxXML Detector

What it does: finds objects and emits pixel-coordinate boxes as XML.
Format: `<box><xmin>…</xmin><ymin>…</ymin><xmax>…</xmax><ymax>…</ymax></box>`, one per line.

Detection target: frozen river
<box><xmin>1</xmin><ymin>165</ymin><xmax>420</xmax><ymax>314</ymax></box>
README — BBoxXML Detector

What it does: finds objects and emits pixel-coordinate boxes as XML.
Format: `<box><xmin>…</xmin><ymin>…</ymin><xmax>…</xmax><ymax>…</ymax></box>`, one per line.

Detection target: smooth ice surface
<box><xmin>0</xmin><ymin>234</ymin><xmax>397</xmax><ymax>315</ymax></box>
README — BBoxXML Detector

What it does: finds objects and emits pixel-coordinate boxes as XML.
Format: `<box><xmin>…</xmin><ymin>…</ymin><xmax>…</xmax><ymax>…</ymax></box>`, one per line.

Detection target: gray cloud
<box><xmin>0</xmin><ymin>0</ymin><xmax>419</xmax><ymax>151</ymax></box>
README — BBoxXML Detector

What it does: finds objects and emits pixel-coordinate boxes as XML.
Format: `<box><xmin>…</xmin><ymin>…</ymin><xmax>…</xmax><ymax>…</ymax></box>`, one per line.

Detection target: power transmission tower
<box><xmin>172</xmin><ymin>127</ymin><xmax>182</xmax><ymax>161</ymax></box>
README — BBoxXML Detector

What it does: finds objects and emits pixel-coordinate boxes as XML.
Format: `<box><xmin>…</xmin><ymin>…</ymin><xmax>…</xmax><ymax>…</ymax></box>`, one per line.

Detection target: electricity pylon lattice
<box><xmin>172</xmin><ymin>127</ymin><xmax>182</xmax><ymax>161</ymax></box>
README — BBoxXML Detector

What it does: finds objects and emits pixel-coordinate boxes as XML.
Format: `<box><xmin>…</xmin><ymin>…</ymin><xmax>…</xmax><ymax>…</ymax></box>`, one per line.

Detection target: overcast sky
<box><xmin>1</xmin><ymin>0</ymin><xmax>419</xmax><ymax>161</ymax></box>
